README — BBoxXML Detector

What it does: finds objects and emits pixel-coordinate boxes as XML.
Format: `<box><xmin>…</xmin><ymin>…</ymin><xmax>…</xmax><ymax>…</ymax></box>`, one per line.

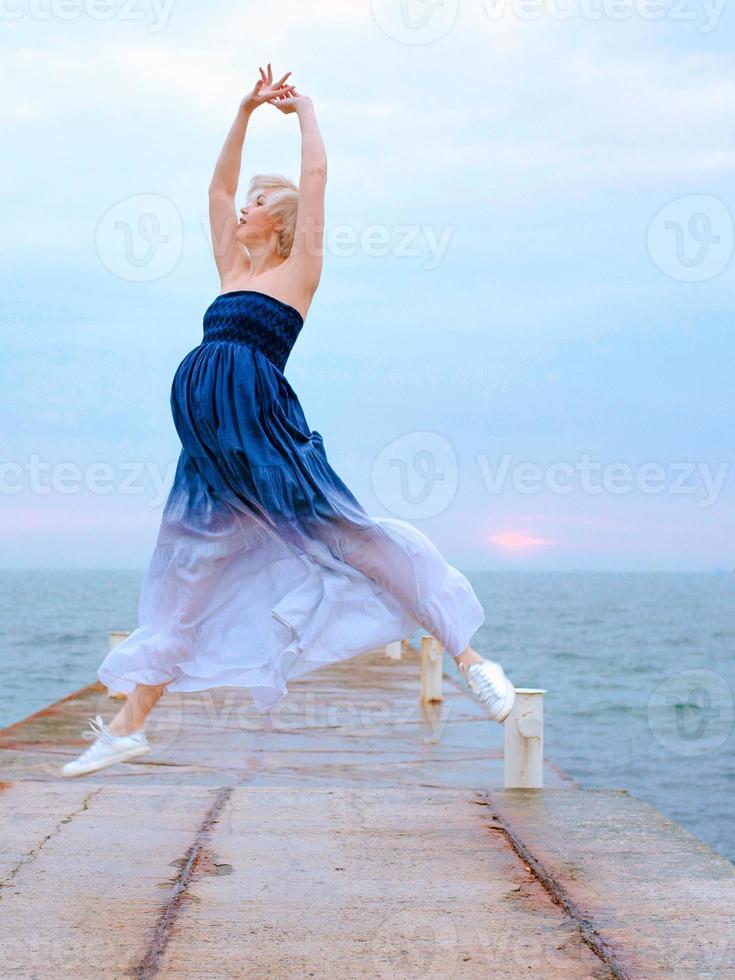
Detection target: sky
<box><xmin>1</xmin><ymin>0</ymin><xmax>733</xmax><ymax>571</ymax></box>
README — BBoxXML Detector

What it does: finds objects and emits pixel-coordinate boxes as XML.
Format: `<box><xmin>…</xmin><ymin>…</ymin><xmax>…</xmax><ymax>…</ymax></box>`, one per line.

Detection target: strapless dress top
<box><xmin>201</xmin><ymin>289</ymin><xmax>305</xmax><ymax>373</ymax></box>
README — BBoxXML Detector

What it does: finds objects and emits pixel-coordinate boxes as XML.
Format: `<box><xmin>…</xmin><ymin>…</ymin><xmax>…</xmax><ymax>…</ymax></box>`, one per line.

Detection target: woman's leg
<box><xmin>307</xmin><ymin>511</ymin><xmax>515</xmax><ymax>719</ymax></box>
<box><xmin>454</xmin><ymin>645</ymin><xmax>484</xmax><ymax>668</ymax></box>
<box><xmin>100</xmin><ymin>502</ymin><xmax>249</xmax><ymax>736</ymax></box>
<box><xmin>106</xmin><ymin>682</ymin><xmax>167</xmax><ymax>735</ymax></box>
<box><xmin>312</xmin><ymin>513</ymin><xmax>486</xmax><ymax>658</ymax></box>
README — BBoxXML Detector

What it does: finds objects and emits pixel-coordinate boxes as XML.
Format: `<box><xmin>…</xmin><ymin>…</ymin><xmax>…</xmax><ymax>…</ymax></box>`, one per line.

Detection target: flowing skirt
<box><xmin>96</xmin><ymin>339</ymin><xmax>485</xmax><ymax>714</ymax></box>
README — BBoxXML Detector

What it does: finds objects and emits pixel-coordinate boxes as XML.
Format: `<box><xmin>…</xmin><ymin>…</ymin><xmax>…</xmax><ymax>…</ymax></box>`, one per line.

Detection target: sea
<box><xmin>1</xmin><ymin>569</ymin><xmax>733</xmax><ymax>863</ymax></box>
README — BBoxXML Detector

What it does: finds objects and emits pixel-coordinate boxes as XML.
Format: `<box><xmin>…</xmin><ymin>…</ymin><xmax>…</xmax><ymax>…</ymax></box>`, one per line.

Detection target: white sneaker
<box><xmin>458</xmin><ymin>658</ymin><xmax>516</xmax><ymax>723</ymax></box>
<box><xmin>61</xmin><ymin>714</ymin><xmax>150</xmax><ymax>778</ymax></box>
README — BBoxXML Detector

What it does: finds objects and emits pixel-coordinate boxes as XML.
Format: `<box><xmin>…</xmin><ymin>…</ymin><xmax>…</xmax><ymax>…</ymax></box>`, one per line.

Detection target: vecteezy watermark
<box><xmin>203</xmin><ymin>213</ymin><xmax>455</xmax><ymax>272</ymax></box>
<box><xmin>5</xmin><ymin>451</ymin><xmax>730</xmax><ymax>512</ymax></box>
<box><xmin>1</xmin><ymin>454</ymin><xmax>177</xmax><ymax>508</ymax></box>
<box><xmin>328</xmin><ymin>222</ymin><xmax>453</xmax><ymax>270</ymax></box>
<box><xmin>369</xmin><ymin>904</ymin><xmax>576</xmax><ymax>976</ymax></box>
<box><xmin>477</xmin><ymin>454</ymin><xmax>730</xmax><ymax>508</ymax></box>
<box><xmin>370</xmin><ymin>0</ymin><xmax>726</xmax><ymax>42</ymax></box>
<box><xmin>373</xmin><ymin>439</ymin><xmax>730</xmax><ymax>519</ymax></box>
<box><xmin>482</xmin><ymin>0</ymin><xmax>726</xmax><ymax>33</ymax></box>
<box><xmin>0</xmin><ymin>934</ymin><xmax>141</xmax><ymax>979</ymax></box>
<box><xmin>95</xmin><ymin>196</ymin><xmax>454</xmax><ymax>283</ymax></box>
<box><xmin>0</xmin><ymin>0</ymin><xmax>176</xmax><ymax>32</ymax></box>
<box><xmin>95</xmin><ymin>193</ymin><xmax>183</xmax><ymax>282</ymax></box>
<box><xmin>370</xmin><ymin>0</ymin><xmax>460</xmax><ymax>45</ymax></box>
<box><xmin>647</xmin><ymin>195</ymin><xmax>734</xmax><ymax>282</ymax></box>
<box><xmin>93</xmin><ymin>685</ymin><xmax>184</xmax><ymax>750</ymax></box>
<box><xmin>647</xmin><ymin>669</ymin><xmax>733</xmax><ymax>756</ymax></box>
<box><xmin>196</xmin><ymin>687</ymin><xmax>457</xmax><ymax>740</ymax></box>
<box><xmin>371</xmin><ymin>431</ymin><xmax>460</xmax><ymax>519</ymax></box>
<box><xmin>371</xmin><ymin>909</ymin><xmax>460</xmax><ymax>978</ymax></box>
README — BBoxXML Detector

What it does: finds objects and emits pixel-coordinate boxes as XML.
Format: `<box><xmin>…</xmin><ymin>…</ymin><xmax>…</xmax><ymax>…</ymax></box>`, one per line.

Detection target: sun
<box><xmin>489</xmin><ymin>532</ymin><xmax>557</xmax><ymax>549</ymax></box>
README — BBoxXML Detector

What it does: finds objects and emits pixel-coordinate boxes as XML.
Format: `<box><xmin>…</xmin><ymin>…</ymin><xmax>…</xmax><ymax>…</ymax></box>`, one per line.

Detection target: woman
<box><xmin>62</xmin><ymin>65</ymin><xmax>515</xmax><ymax>778</ymax></box>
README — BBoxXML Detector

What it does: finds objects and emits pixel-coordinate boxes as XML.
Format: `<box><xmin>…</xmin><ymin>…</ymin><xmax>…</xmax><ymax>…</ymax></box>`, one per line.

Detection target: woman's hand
<box><xmin>267</xmin><ymin>87</ymin><xmax>312</xmax><ymax>115</ymax></box>
<box><xmin>241</xmin><ymin>63</ymin><xmax>296</xmax><ymax>112</ymax></box>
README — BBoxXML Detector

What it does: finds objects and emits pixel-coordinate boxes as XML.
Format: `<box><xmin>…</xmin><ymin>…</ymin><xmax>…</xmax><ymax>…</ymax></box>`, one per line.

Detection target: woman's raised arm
<box><xmin>208</xmin><ymin>65</ymin><xmax>295</xmax><ymax>283</ymax></box>
<box><xmin>268</xmin><ymin>89</ymin><xmax>327</xmax><ymax>293</ymax></box>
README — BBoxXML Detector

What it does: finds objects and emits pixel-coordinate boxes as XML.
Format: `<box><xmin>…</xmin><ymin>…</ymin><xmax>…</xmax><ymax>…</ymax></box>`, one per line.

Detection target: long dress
<box><xmin>96</xmin><ymin>290</ymin><xmax>486</xmax><ymax>714</ymax></box>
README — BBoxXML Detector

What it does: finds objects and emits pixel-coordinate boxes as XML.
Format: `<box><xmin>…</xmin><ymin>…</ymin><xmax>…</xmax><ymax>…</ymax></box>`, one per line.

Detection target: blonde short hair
<box><xmin>246</xmin><ymin>174</ymin><xmax>299</xmax><ymax>258</ymax></box>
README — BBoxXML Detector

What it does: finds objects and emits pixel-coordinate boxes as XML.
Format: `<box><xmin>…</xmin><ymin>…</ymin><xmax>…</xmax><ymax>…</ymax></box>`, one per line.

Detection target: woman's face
<box><xmin>235</xmin><ymin>190</ymin><xmax>277</xmax><ymax>244</ymax></box>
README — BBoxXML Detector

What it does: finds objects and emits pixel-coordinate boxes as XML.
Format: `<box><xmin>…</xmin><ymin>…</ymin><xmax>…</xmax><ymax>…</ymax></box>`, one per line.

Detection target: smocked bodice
<box><xmin>201</xmin><ymin>290</ymin><xmax>304</xmax><ymax>372</ymax></box>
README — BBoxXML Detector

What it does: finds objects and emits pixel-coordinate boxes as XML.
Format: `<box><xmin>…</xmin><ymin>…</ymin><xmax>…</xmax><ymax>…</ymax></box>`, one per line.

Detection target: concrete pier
<box><xmin>0</xmin><ymin>644</ymin><xmax>733</xmax><ymax>977</ymax></box>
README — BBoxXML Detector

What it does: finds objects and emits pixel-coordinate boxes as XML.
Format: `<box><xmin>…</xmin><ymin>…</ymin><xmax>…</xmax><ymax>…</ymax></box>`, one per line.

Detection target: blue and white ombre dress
<box><xmin>97</xmin><ymin>290</ymin><xmax>486</xmax><ymax>713</ymax></box>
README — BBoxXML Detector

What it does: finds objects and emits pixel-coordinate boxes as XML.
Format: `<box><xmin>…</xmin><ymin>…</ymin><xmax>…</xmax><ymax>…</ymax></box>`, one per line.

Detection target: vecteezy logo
<box><xmin>371</xmin><ymin>431</ymin><xmax>459</xmax><ymax>518</ymax></box>
<box><xmin>89</xmin><ymin>686</ymin><xmax>185</xmax><ymax>753</ymax></box>
<box><xmin>647</xmin><ymin>195</ymin><xmax>733</xmax><ymax>282</ymax></box>
<box><xmin>95</xmin><ymin>193</ymin><xmax>184</xmax><ymax>282</ymax></box>
<box><xmin>370</xmin><ymin>0</ymin><xmax>459</xmax><ymax>45</ymax></box>
<box><xmin>647</xmin><ymin>669</ymin><xmax>733</xmax><ymax>757</ymax></box>
<box><xmin>371</xmin><ymin>908</ymin><xmax>459</xmax><ymax>978</ymax></box>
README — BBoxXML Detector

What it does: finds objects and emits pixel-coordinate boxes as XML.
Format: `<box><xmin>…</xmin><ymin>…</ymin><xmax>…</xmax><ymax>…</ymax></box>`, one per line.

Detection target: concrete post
<box><xmin>504</xmin><ymin>688</ymin><xmax>546</xmax><ymax>788</ymax></box>
<box><xmin>420</xmin><ymin>635</ymin><xmax>443</xmax><ymax>703</ymax></box>
<box><xmin>108</xmin><ymin>631</ymin><xmax>130</xmax><ymax>651</ymax></box>
<box><xmin>384</xmin><ymin>640</ymin><xmax>403</xmax><ymax>661</ymax></box>
<box><xmin>105</xmin><ymin>631</ymin><xmax>131</xmax><ymax>700</ymax></box>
